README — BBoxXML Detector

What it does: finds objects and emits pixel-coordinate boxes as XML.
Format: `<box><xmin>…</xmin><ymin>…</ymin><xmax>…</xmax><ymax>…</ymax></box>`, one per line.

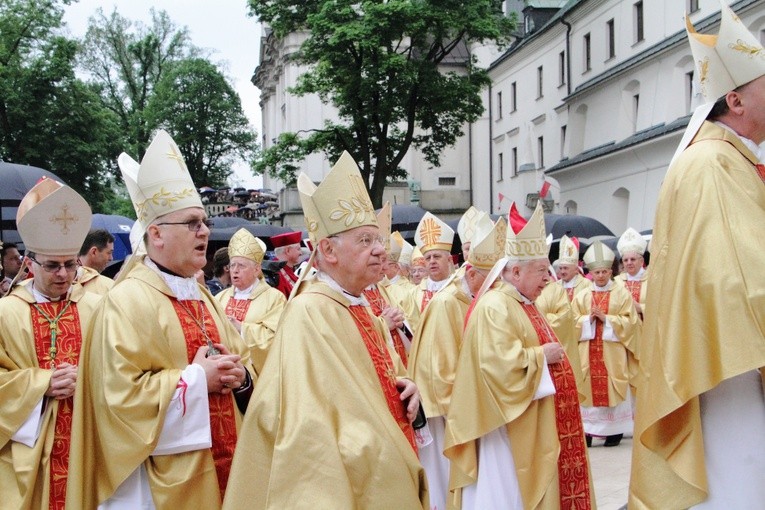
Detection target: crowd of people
<box><xmin>0</xmin><ymin>5</ymin><xmax>762</xmax><ymax>509</ymax></box>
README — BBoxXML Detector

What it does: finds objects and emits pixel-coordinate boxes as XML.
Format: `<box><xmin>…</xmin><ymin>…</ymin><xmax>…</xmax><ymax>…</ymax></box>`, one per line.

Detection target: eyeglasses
<box><xmin>330</xmin><ymin>232</ymin><xmax>385</xmax><ymax>249</ymax></box>
<box><xmin>155</xmin><ymin>219</ymin><xmax>214</xmax><ymax>232</ymax></box>
<box><xmin>29</xmin><ymin>256</ymin><xmax>79</xmax><ymax>274</ymax></box>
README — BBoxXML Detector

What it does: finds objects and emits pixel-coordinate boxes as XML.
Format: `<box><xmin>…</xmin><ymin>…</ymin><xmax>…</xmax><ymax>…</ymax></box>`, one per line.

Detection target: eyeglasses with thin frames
<box><xmin>329</xmin><ymin>232</ymin><xmax>385</xmax><ymax>249</ymax></box>
<box><xmin>155</xmin><ymin>219</ymin><xmax>214</xmax><ymax>232</ymax></box>
<box><xmin>29</xmin><ymin>256</ymin><xmax>79</xmax><ymax>274</ymax></box>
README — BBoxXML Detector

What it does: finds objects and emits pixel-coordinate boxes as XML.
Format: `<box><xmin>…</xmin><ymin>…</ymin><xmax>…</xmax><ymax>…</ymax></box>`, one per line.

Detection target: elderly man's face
<box><xmin>329</xmin><ymin>226</ymin><xmax>386</xmax><ymax>294</ymax></box>
<box><xmin>504</xmin><ymin>259</ymin><xmax>550</xmax><ymax>301</ymax></box>
<box><xmin>229</xmin><ymin>256</ymin><xmax>261</xmax><ymax>290</ymax></box>
<box><xmin>410</xmin><ymin>265</ymin><xmax>426</xmax><ymax>284</ymax></box>
<box><xmin>738</xmin><ymin>75</ymin><xmax>765</xmax><ymax>144</ymax></box>
<box><xmin>150</xmin><ymin>207</ymin><xmax>211</xmax><ymax>278</ymax></box>
<box><xmin>591</xmin><ymin>267</ymin><xmax>613</xmax><ymax>287</ymax></box>
<box><xmin>557</xmin><ymin>262</ymin><xmax>577</xmax><ymax>282</ymax></box>
<box><xmin>461</xmin><ymin>242</ymin><xmax>471</xmax><ymax>264</ymax></box>
<box><xmin>425</xmin><ymin>250</ymin><xmax>452</xmax><ymax>281</ymax></box>
<box><xmin>383</xmin><ymin>260</ymin><xmax>400</xmax><ymax>279</ymax></box>
<box><xmin>621</xmin><ymin>252</ymin><xmax>643</xmax><ymax>277</ymax></box>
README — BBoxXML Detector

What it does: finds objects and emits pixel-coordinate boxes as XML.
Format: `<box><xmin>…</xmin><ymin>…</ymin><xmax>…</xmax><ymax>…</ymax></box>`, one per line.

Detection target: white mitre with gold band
<box><xmin>228</xmin><ymin>228</ymin><xmax>266</xmax><ymax>264</ymax></box>
<box><xmin>468</xmin><ymin>216</ymin><xmax>507</xmax><ymax>270</ymax></box>
<box><xmin>558</xmin><ymin>234</ymin><xmax>579</xmax><ymax>265</ymax></box>
<box><xmin>671</xmin><ymin>1</ymin><xmax>765</xmax><ymax>166</ymax></box>
<box><xmin>415</xmin><ymin>212</ymin><xmax>454</xmax><ymax>254</ymax></box>
<box><xmin>584</xmin><ymin>240</ymin><xmax>616</xmax><ymax>270</ymax></box>
<box><xmin>376</xmin><ymin>202</ymin><xmax>392</xmax><ymax>253</ymax></box>
<box><xmin>298</xmin><ymin>151</ymin><xmax>377</xmax><ymax>244</ymax></box>
<box><xmin>118</xmin><ymin>129</ymin><xmax>203</xmax><ymax>235</ymax></box>
<box><xmin>505</xmin><ymin>202</ymin><xmax>549</xmax><ymax>260</ymax></box>
<box><xmin>17</xmin><ymin>178</ymin><xmax>92</xmax><ymax>255</ymax></box>
<box><xmin>389</xmin><ymin>231</ymin><xmax>406</xmax><ymax>262</ymax></box>
<box><xmin>457</xmin><ymin>206</ymin><xmax>482</xmax><ymax>245</ymax></box>
<box><xmin>617</xmin><ymin>227</ymin><xmax>647</xmax><ymax>256</ymax></box>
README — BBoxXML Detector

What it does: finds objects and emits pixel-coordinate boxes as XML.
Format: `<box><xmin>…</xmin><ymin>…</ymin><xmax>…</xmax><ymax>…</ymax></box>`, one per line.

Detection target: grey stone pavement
<box><xmin>589</xmin><ymin>436</ymin><xmax>632</xmax><ymax>510</ymax></box>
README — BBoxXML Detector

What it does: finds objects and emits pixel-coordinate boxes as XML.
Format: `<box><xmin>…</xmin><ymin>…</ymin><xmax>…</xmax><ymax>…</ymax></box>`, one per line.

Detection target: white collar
<box><xmin>426</xmin><ymin>277</ymin><xmax>450</xmax><ymax>292</ymax></box>
<box><xmin>32</xmin><ymin>284</ymin><xmax>70</xmax><ymax>303</ymax></box>
<box><xmin>625</xmin><ymin>267</ymin><xmax>645</xmax><ymax>281</ymax></box>
<box><xmin>715</xmin><ymin>121</ymin><xmax>763</xmax><ymax>161</ymax></box>
<box><xmin>562</xmin><ymin>276</ymin><xmax>578</xmax><ymax>288</ymax></box>
<box><xmin>317</xmin><ymin>271</ymin><xmax>369</xmax><ymax>306</ymax></box>
<box><xmin>145</xmin><ymin>258</ymin><xmax>201</xmax><ymax>301</ymax></box>
<box><xmin>234</xmin><ymin>280</ymin><xmax>258</xmax><ymax>299</ymax></box>
<box><xmin>593</xmin><ymin>280</ymin><xmax>613</xmax><ymax>292</ymax></box>
<box><xmin>388</xmin><ymin>274</ymin><xmax>400</xmax><ymax>284</ymax></box>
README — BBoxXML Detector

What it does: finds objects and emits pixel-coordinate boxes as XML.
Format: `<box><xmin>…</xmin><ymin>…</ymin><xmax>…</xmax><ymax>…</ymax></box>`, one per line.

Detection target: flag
<box><xmin>498</xmin><ymin>192</ymin><xmax>506</xmax><ymax>203</ymax></box>
<box><xmin>539</xmin><ymin>179</ymin><xmax>551</xmax><ymax>199</ymax></box>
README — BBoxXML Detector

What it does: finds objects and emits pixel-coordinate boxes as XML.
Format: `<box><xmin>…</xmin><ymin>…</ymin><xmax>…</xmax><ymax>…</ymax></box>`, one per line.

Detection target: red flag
<box><xmin>498</xmin><ymin>192</ymin><xmax>505</xmax><ymax>203</ymax></box>
<box><xmin>539</xmin><ymin>179</ymin><xmax>551</xmax><ymax>199</ymax></box>
<box><xmin>508</xmin><ymin>202</ymin><xmax>528</xmax><ymax>234</ymax></box>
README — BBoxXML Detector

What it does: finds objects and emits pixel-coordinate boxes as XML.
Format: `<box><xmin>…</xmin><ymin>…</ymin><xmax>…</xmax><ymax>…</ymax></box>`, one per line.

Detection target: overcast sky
<box><xmin>62</xmin><ymin>0</ymin><xmax>264</xmax><ymax>188</ymax></box>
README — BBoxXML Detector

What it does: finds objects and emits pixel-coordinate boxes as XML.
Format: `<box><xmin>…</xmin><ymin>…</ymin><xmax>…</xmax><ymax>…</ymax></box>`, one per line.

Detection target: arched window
<box><xmin>569</xmin><ymin>104</ymin><xmax>587</xmax><ymax>155</ymax></box>
<box><xmin>564</xmin><ymin>200</ymin><xmax>577</xmax><ymax>215</ymax></box>
<box><xmin>609</xmin><ymin>187</ymin><xmax>629</xmax><ymax>234</ymax></box>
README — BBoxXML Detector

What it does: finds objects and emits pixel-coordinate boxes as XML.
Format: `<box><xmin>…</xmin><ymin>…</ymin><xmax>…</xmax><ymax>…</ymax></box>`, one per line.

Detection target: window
<box><xmin>685</xmin><ymin>70</ymin><xmax>695</xmax><ymax>112</ymax></box>
<box><xmin>583</xmin><ymin>33</ymin><xmax>591</xmax><ymax>72</ymax></box>
<box><xmin>558</xmin><ymin>51</ymin><xmax>566</xmax><ymax>86</ymax></box>
<box><xmin>510</xmin><ymin>82</ymin><xmax>517</xmax><ymax>112</ymax></box>
<box><xmin>497</xmin><ymin>152</ymin><xmax>504</xmax><ymax>181</ymax></box>
<box><xmin>606</xmin><ymin>19</ymin><xmax>615</xmax><ymax>59</ymax></box>
<box><xmin>688</xmin><ymin>0</ymin><xmax>699</xmax><ymax>13</ymax></box>
<box><xmin>560</xmin><ymin>125</ymin><xmax>567</xmax><ymax>159</ymax></box>
<box><xmin>633</xmin><ymin>93</ymin><xmax>640</xmax><ymax>132</ymax></box>
<box><xmin>497</xmin><ymin>91</ymin><xmax>503</xmax><ymax>119</ymax></box>
<box><xmin>512</xmin><ymin>147</ymin><xmax>518</xmax><ymax>176</ymax></box>
<box><xmin>538</xmin><ymin>136</ymin><xmax>544</xmax><ymax>169</ymax></box>
<box><xmin>760</xmin><ymin>29</ymin><xmax>765</xmax><ymax>46</ymax></box>
<box><xmin>634</xmin><ymin>1</ymin><xmax>644</xmax><ymax>43</ymax></box>
<box><xmin>438</xmin><ymin>177</ymin><xmax>456</xmax><ymax>186</ymax></box>
<box><xmin>537</xmin><ymin>66</ymin><xmax>543</xmax><ymax>98</ymax></box>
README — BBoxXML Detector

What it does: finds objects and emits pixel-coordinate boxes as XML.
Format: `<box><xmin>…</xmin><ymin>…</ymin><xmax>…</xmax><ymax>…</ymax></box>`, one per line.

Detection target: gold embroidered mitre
<box><xmin>297</xmin><ymin>151</ymin><xmax>377</xmax><ymax>244</ymax></box>
<box><xmin>468</xmin><ymin>216</ymin><xmax>507</xmax><ymax>270</ymax></box>
<box><xmin>228</xmin><ymin>228</ymin><xmax>266</xmax><ymax>263</ymax></box>
<box><xmin>505</xmin><ymin>202</ymin><xmax>548</xmax><ymax>260</ymax></box>
<box><xmin>558</xmin><ymin>234</ymin><xmax>579</xmax><ymax>265</ymax></box>
<box><xmin>457</xmin><ymin>206</ymin><xmax>482</xmax><ymax>245</ymax></box>
<box><xmin>389</xmin><ymin>231</ymin><xmax>405</xmax><ymax>262</ymax></box>
<box><xmin>376</xmin><ymin>202</ymin><xmax>392</xmax><ymax>252</ymax></box>
<box><xmin>687</xmin><ymin>1</ymin><xmax>765</xmax><ymax>102</ymax></box>
<box><xmin>583</xmin><ymin>240</ymin><xmax>615</xmax><ymax>270</ymax></box>
<box><xmin>17</xmin><ymin>178</ymin><xmax>92</xmax><ymax>256</ymax></box>
<box><xmin>411</xmin><ymin>246</ymin><xmax>426</xmax><ymax>267</ymax></box>
<box><xmin>617</xmin><ymin>227</ymin><xmax>647</xmax><ymax>256</ymax></box>
<box><xmin>415</xmin><ymin>212</ymin><xmax>454</xmax><ymax>254</ymax></box>
<box><xmin>118</xmin><ymin>130</ymin><xmax>203</xmax><ymax>234</ymax></box>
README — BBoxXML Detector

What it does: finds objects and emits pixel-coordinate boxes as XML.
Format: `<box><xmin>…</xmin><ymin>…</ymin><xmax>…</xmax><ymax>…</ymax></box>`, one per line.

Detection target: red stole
<box><xmin>31</xmin><ymin>302</ymin><xmax>83</xmax><ymax>510</ymax></box>
<box><xmin>589</xmin><ymin>291</ymin><xmax>611</xmax><ymax>407</ymax></box>
<box><xmin>755</xmin><ymin>163</ymin><xmax>765</xmax><ymax>183</ymax></box>
<box><xmin>565</xmin><ymin>287</ymin><xmax>575</xmax><ymax>302</ymax></box>
<box><xmin>347</xmin><ymin>305</ymin><xmax>417</xmax><ymax>453</ymax></box>
<box><xmin>520</xmin><ymin>303</ymin><xmax>592</xmax><ymax>510</ymax></box>
<box><xmin>171</xmin><ymin>299</ymin><xmax>238</xmax><ymax>502</ymax></box>
<box><xmin>363</xmin><ymin>286</ymin><xmax>408</xmax><ymax>367</ymax></box>
<box><xmin>224</xmin><ymin>296</ymin><xmax>252</xmax><ymax>322</ymax></box>
<box><xmin>624</xmin><ymin>280</ymin><xmax>642</xmax><ymax>304</ymax></box>
<box><xmin>276</xmin><ymin>266</ymin><xmax>298</xmax><ymax>298</ymax></box>
<box><xmin>420</xmin><ymin>289</ymin><xmax>435</xmax><ymax>313</ymax></box>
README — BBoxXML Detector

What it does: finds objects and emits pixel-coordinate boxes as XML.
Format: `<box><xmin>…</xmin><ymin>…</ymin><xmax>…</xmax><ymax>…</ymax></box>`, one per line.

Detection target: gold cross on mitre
<box><xmin>419</xmin><ymin>217</ymin><xmax>442</xmax><ymax>247</ymax></box>
<box><xmin>49</xmin><ymin>205</ymin><xmax>78</xmax><ymax>234</ymax></box>
<box><xmin>166</xmin><ymin>144</ymin><xmax>188</xmax><ymax>172</ymax></box>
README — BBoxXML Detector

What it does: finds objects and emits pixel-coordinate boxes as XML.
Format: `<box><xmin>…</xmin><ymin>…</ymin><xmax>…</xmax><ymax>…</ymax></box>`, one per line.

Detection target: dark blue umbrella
<box><xmin>91</xmin><ymin>214</ymin><xmax>135</xmax><ymax>261</ymax></box>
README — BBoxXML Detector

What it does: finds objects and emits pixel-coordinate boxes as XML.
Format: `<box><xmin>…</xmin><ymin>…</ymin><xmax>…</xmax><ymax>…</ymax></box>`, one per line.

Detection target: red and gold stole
<box><xmin>624</xmin><ymin>280</ymin><xmax>642</xmax><ymax>304</ymax></box>
<box><xmin>754</xmin><ymin>163</ymin><xmax>765</xmax><ymax>183</ymax></box>
<box><xmin>363</xmin><ymin>286</ymin><xmax>408</xmax><ymax>367</ymax></box>
<box><xmin>347</xmin><ymin>305</ymin><xmax>417</xmax><ymax>453</ymax></box>
<box><xmin>589</xmin><ymin>291</ymin><xmax>611</xmax><ymax>407</ymax></box>
<box><xmin>521</xmin><ymin>303</ymin><xmax>592</xmax><ymax>510</ymax></box>
<box><xmin>31</xmin><ymin>302</ymin><xmax>82</xmax><ymax>510</ymax></box>
<box><xmin>224</xmin><ymin>296</ymin><xmax>251</xmax><ymax>322</ymax></box>
<box><xmin>420</xmin><ymin>290</ymin><xmax>435</xmax><ymax>312</ymax></box>
<box><xmin>171</xmin><ymin>299</ymin><xmax>238</xmax><ymax>502</ymax></box>
<box><xmin>565</xmin><ymin>287</ymin><xmax>575</xmax><ymax>302</ymax></box>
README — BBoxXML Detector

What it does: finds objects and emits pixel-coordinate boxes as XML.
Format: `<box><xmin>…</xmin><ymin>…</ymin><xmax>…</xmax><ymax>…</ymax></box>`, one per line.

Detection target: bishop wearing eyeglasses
<box><xmin>0</xmin><ymin>178</ymin><xmax>101</xmax><ymax>510</ymax></box>
<box><xmin>66</xmin><ymin>130</ymin><xmax>256</xmax><ymax>509</ymax></box>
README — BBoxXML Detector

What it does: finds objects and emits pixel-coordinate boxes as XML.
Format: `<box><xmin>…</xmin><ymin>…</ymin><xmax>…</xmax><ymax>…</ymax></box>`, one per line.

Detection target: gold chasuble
<box><xmin>74</xmin><ymin>265</ymin><xmax>114</xmax><ymax>296</ymax></box>
<box><xmin>66</xmin><ymin>260</ymin><xmax>253</xmax><ymax>509</ymax></box>
<box><xmin>630</xmin><ymin>122</ymin><xmax>765</xmax><ymax>508</ymax></box>
<box><xmin>363</xmin><ymin>284</ymin><xmax>409</xmax><ymax>367</ymax></box>
<box><xmin>0</xmin><ymin>281</ymin><xmax>100</xmax><ymax>510</ymax></box>
<box><xmin>222</xmin><ymin>279</ymin><xmax>428</xmax><ymax>510</ymax></box>
<box><xmin>445</xmin><ymin>283</ymin><xmax>593</xmax><ymax>509</ymax></box>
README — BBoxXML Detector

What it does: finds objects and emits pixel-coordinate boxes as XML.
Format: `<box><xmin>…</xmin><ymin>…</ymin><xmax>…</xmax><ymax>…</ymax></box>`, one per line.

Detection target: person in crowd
<box><xmin>445</xmin><ymin>202</ymin><xmax>593</xmax><ymax>509</ymax></box>
<box><xmin>206</xmin><ymin>247</ymin><xmax>232</xmax><ymax>296</ymax></box>
<box><xmin>223</xmin><ymin>152</ymin><xmax>428</xmax><ymax>509</ymax></box>
<box><xmin>216</xmin><ymin>228</ymin><xmax>286</xmax><ymax>373</ymax></box>
<box><xmin>75</xmin><ymin>229</ymin><xmax>115</xmax><ymax>295</ymax></box>
<box><xmin>630</xmin><ymin>4</ymin><xmax>765</xmax><ymax>507</ymax></box>
<box><xmin>0</xmin><ymin>179</ymin><xmax>100</xmax><ymax>509</ymax></box>
<box><xmin>409</xmin><ymin>246</ymin><xmax>427</xmax><ymax>285</ymax></box>
<box><xmin>67</xmin><ymin>130</ymin><xmax>255</xmax><ymax>509</ymax></box>
<box><xmin>614</xmin><ymin>227</ymin><xmax>648</xmax><ymax>319</ymax></box>
<box><xmin>270</xmin><ymin>230</ymin><xmax>303</xmax><ymax>298</ymax></box>
<box><xmin>556</xmin><ymin>235</ymin><xmax>589</xmax><ymax>302</ymax></box>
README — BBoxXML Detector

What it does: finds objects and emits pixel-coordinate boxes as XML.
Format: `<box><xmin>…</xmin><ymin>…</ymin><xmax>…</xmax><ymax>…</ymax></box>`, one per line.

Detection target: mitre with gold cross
<box><xmin>17</xmin><ymin>178</ymin><xmax>92</xmax><ymax>256</ymax></box>
<box><xmin>118</xmin><ymin>129</ymin><xmax>203</xmax><ymax>236</ymax></box>
<box><xmin>228</xmin><ymin>228</ymin><xmax>266</xmax><ymax>264</ymax></box>
<box><xmin>415</xmin><ymin>212</ymin><xmax>454</xmax><ymax>254</ymax></box>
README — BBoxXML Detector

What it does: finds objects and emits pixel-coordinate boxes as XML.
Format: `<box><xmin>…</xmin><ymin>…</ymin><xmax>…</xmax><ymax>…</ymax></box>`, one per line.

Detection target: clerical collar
<box><xmin>562</xmin><ymin>276</ymin><xmax>578</xmax><ymax>288</ymax></box>
<box><xmin>593</xmin><ymin>280</ymin><xmax>613</xmax><ymax>292</ymax></box>
<box><xmin>714</xmin><ymin>121</ymin><xmax>763</xmax><ymax>161</ymax></box>
<box><xmin>503</xmin><ymin>280</ymin><xmax>533</xmax><ymax>304</ymax></box>
<box><xmin>32</xmin><ymin>284</ymin><xmax>70</xmax><ymax>303</ymax></box>
<box><xmin>388</xmin><ymin>274</ymin><xmax>400</xmax><ymax>284</ymax></box>
<box><xmin>626</xmin><ymin>267</ymin><xmax>645</xmax><ymax>281</ymax></box>
<box><xmin>234</xmin><ymin>280</ymin><xmax>258</xmax><ymax>299</ymax></box>
<box><xmin>426</xmin><ymin>277</ymin><xmax>450</xmax><ymax>292</ymax></box>
<box><xmin>317</xmin><ymin>271</ymin><xmax>369</xmax><ymax>306</ymax></box>
<box><xmin>145</xmin><ymin>257</ymin><xmax>201</xmax><ymax>301</ymax></box>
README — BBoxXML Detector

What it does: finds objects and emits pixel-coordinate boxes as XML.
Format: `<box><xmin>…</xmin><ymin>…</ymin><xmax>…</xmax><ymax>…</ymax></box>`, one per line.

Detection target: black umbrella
<box><xmin>544</xmin><ymin>214</ymin><xmax>614</xmax><ymax>242</ymax></box>
<box><xmin>91</xmin><ymin>214</ymin><xmax>135</xmax><ymax>261</ymax></box>
<box><xmin>385</xmin><ymin>204</ymin><xmax>427</xmax><ymax>232</ymax></box>
<box><xmin>0</xmin><ymin>162</ymin><xmax>66</xmax><ymax>246</ymax></box>
<box><xmin>207</xmin><ymin>224</ymin><xmax>295</xmax><ymax>250</ymax></box>
<box><xmin>208</xmin><ymin>216</ymin><xmax>252</xmax><ymax>229</ymax></box>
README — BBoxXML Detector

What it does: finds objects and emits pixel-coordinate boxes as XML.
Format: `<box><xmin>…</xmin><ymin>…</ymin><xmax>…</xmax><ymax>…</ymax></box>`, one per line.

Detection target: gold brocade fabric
<box><xmin>629</xmin><ymin>122</ymin><xmax>765</xmax><ymax>509</ymax></box>
<box><xmin>74</xmin><ymin>265</ymin><xmax>114</xmax><ymax>296</ymax></box>
<box><xmin>408</xmin><ymin>278</ymin><xmax>470</xmax><ymax>418</ymax></box>
<box><xmin>444</xmin><ymin>283</ymin><xmax>560</xmax><ymax>509</ymax></box>
<box><xmin>222</xmin><ymin>278</ymin><xmax>428</xmax><ymax>510</ymax></box>
<box><xmin>0</xmin><ymin>281</ymin><xmax>100</xmax><ymax>510</ymax></box>
<box><xmin>363</xmin><ymin>284</ymin><xmax>409</xmax><ymax>366</ymax></box>
<box><xmin>66</xmin><ymin>258</ymin><xmax>253</xmax><ymax>509</ymax></box>
<box><xmin>216</xmin><ymin>283</ymin><xmax>286</xmax><ymax>373</ymax></box>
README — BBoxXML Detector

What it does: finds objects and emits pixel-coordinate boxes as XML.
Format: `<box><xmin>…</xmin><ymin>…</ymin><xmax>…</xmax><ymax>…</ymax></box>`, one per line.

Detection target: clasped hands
<box><xmin>46</xmin><ymin>362</ymin><xmax>78</xmax><ymax>400</ymax></box>
<box><xmin>590</xmin><ymin>307</ymin><xmax>606</xmax><ymax>322</ymax></box>
<box><xmin>381</xmin><ymin>306</ymin><xmax>405</xmax><ymax>331</ymax></box>
<box><xmin>193</xmin><ymin>343</ymin><xmax>246</xmax><ymax>395</ymax></box>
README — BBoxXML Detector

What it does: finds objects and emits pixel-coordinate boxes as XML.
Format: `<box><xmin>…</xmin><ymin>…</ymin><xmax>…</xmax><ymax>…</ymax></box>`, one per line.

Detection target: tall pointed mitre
<box><xmin>457</xmin><ymin>206</ymin><xmax>482</xmax><ymax>245</ymax></box>
<box><xmin>17</xmin><ymin>178</ymin><xmax>92</xmax><ymax>255</ymax></box>
<box><xmin>671</xmin><ymin>1</ymin><xmax>765</xmax><ymax>166</ymax></box>
<box><xmin>399</xmin><ymin>238</ymin><xmax>414</xmax><ymax>266</ymax></box>
<box><xmin>389</xmin><ymin>231</ymin><xmax>405</xmax><ymax>262</ymax></box>
<box><xmin>297</xmin><ymin>151</ymin><xmax>377</xmax><ymax>245</ymax></box>
<box><xmin>583</xmin><ymin>240</ymin><xmax>615</xmax><ymax>270</ymax></box>
<box><xmin>468</xmin><ymin>216</ymin><xmax>507</xmax><ymax>270</ymax></box>
<box><xmin>558</xmin><ymin>234</ymin><xmax>579</xmax><ymax>265</ymax></box>
<box><xmin>505</xmin><ymin>202</ymin><xmax>549</xmax><ymax>260</ymax></box>
<box><xmin>118</xmin><ymin>130</ymin><xmax>203</xmax><ymax>237</ymax></box>
<box><xmin>411</xmin><ymin>246</ymin><xmax>426</xmax><ymax>267</ymax></box>
<box><xmin>617</xmin><ymin>227</ymin><xmax>647</xmax><ymax>256</ymax></box>
<box><xmin>228</xmin><ymin>228</ymin><xmax>266</xmax><ymax>263</ymax></box>
<box><xmin>415</xmin><ymin>212</ymin><xmax>454</xmax><ymax>254</ymax></box>
<box><xmin>376</xmin><ymin>202</ymin><xmax>392</xmax><ymax>252</ymax></box>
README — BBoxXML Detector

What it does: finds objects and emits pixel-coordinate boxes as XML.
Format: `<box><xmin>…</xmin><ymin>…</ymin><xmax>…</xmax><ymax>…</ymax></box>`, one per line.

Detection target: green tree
<box><xmin>79</xmin><ymin>7</ymin><xmax>196</xmax><ymax>159</ymax></box>
<box><xmin>0</xmin><ymin>0</ymin><xmax>121</xmax><ymax>208</ymax></box>
<box><xmin>249</xmin><ymin>0</ymin><xmax>514</xmax><ymax>206</ymax></box>
<box><xmin>145</xmin><ymin>58</ymin><xmax>257</xmax><ymax>187</ymax></box>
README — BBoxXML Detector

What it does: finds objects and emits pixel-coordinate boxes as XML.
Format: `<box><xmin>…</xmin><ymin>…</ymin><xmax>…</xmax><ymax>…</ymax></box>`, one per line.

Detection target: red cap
<box><xmin>270</xmin><ymin>231</ymin><xmax>302</xmax><ymax>248</ymax></box>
